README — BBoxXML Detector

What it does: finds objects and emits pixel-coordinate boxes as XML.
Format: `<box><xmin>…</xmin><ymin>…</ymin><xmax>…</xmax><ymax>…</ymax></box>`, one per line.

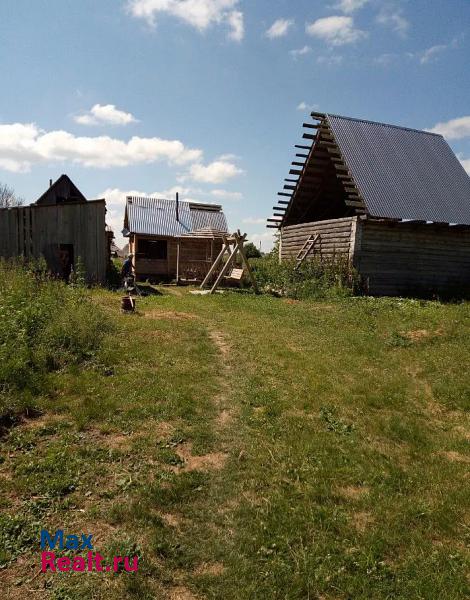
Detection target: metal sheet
<box><xmin>126</xmin><ymin>197</ymin><xmax>228</xmax><ymax>236</ymax></box>
<box><xmin>327</xmin><ymin>114</ymin><xmax>470</xmax><ymax>225</ymax></box>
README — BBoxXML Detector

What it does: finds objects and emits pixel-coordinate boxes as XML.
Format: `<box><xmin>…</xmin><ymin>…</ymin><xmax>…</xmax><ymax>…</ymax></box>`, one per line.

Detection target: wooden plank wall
<box><xmin>280</xmin><ymin>217</ymin><xmax>356</xmax><ymax>261</ymax></box>
<box><xmin>0</xmin><ymin>201</ymin><xmax>107</xmax><ymax>283</ymax></box>
<box><xmin>356</xmin><ymin>219</ymin><xmax>470</xmax><ymax>296</ymax></box>
<box><xmin>134</xmin><ymin>236</ymin><xmax>223</xmax><ymax>281</ymax></box>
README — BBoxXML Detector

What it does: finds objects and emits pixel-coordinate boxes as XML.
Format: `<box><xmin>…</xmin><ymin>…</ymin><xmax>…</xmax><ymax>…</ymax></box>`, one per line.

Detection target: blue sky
<box><xmin>0</xmin><ymin>0</ymin><xmax>469</xmax><ymax>249</ymax></box>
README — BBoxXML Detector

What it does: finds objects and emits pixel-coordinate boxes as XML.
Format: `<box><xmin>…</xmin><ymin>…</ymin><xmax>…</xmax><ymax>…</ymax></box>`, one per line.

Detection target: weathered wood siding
<box><xmin>356</xmin><ymin>219</ymin><xmax>470</xmax><ymax>296</ymax></box>
<box><xmin>0</xmin><ymin>201</ymin><xmax>107</xmax><ymax>283</ymax></box>
<box><xmin>134</xmin><ymin>234</ymin><xmax>223</xmax><ymax>281</ymax></box>
<box><xmin>280</xmin><ymin>217</ymin><xmax>357</xmax><ymax>261</ymax></box>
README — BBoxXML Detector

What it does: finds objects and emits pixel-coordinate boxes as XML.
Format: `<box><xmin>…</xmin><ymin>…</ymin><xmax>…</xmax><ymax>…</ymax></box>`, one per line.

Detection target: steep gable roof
<box><xmin>36</xmin><ymin>174</ymin><xmax>88</xmax><ymax>205</ymax></box>
<box><xmin>270</xmin><ymin>113</ymin><xmax>470</xmax><ymax>228</ymax></box>
<box><xmin>123</xmin><ymin>197</ymin><xmax>228</xmax><ymax>238</ymax></box>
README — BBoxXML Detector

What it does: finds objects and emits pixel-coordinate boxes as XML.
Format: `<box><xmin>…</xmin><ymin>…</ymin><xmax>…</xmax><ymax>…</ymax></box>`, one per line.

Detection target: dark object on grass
<box><xmin>121</xmin><ymin>295</ymin><xmax>135</xmax><ymax>312</ymax></box>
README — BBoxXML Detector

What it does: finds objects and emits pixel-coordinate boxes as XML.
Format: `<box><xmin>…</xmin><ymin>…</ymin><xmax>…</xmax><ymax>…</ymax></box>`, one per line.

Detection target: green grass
<box><xmin>0</xmin><ymin>288</ymin><xmax>469</xmax><ymax>599</ymax></box>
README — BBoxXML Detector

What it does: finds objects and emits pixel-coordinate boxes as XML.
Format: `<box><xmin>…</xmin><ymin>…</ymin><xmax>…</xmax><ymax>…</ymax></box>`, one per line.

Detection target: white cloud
<box><xmin>266</xmin><ymin>18</ymin><xmax>294</xmax><ymax>39</ymax></box>
<box><xmin>210</xmin><ymin>188</ymin><xmax>242</xmax><ymax>200</ymax></box>
<box><xmin>127</xmin><ymin>0</ymin><xmax>244</xmax><ymax>41</ymax></box>
<box><xmin>334</xmin><ymin>0</ymin><xmax>369</xmax><ymax>13</ymax></box>
<box><xmin>458</xmin><ymin>156</ymin><xmax>470</xmax><ymax>175</ymax></box>
<box><xmin>242</xmin><ymin>217</ymin><xmax>266</xmax><ymax>225</ymax></box>
<box><xmin>376</xmin><ymin>8</ymin><xmax>409</xmax><ymax>36</ymax></box>
<box><xmin>246</xmin><ymin>230</ymin><xmax>275</xmax><ymax>252</ymax></box>
<box><xmin>419</xmin><ymin>44</ymin><xmax>448</xmax><ymax>64</ymax></box>
<box><xmin>188</xmin><ymin>159</ymin><xmax>243</xmax><ymax>183</ymax></box>
<box><xmin>297</xmin><ymin>101</ymin><xmax>320</xmax><ymax>112</ymax></box>
<box><xmin>289</xmin><ymin>45</ymin><xmax>312</xmax><ymax>59</ymax></box>
<box><xmin>227</xmin><ymin>10</ymin><xmax>244</xmax><ymax>41</ymax></box>
<box><xmin>74</xmin><ymin>104</ymin><xmax>137</xmax><ymax>126</ymax></box>
<box><xmin>317</xmin><ymin>54</ymin><xmax>343</xmax><ymax>66</ymax></box>
<box><xmin>427</xmin><ymin>116</ymin><xmax>470</xmax><ymax>140</ymax></box>
<box><xmin>306</xmin><ymin>16</ymin><xmax>366</xmax><ymax>46</ymax></box>
<box><xmin>0</xmin><ymin>122</ymin><xmax>202</xmax><ymax>172</ymax></box>
<box><xmin>373</xmin><ymin>53</ymin><xmax>398</xmax><ymax>67</ymax></box>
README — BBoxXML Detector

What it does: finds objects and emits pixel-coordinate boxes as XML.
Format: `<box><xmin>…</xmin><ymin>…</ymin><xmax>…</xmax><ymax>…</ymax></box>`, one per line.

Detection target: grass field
<box><xmin>1</xmin><ymin>288</ymin><xmax>469</xmax><ymax>599</ymax></box>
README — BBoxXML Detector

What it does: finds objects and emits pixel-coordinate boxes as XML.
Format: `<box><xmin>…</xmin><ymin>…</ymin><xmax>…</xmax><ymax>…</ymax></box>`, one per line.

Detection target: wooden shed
<box><xmin>0</xmin><ymin>175</ymin><xmax>108</xmax><ymax>283</ymax></box>
<box><xmin>269</xmin><ymin>112</ymin><xmax>470</xmax><ymax>296</ymax></box>
<box><xmin>123</xmin><ymin>196</ymin><xmax>228</xmax><ymax>282</ymax></box>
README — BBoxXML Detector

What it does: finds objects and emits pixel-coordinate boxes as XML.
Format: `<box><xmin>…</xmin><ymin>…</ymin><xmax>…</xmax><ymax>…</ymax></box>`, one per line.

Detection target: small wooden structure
<box><xmin>200</xmin><ymin>231</ymin><xmax>258</xmax><ymax>294</ymax></box>
<box><xmin>123</xmin><ymin>195</ymin><xmax>228</xmax><ymax>283</ymax></box>
<box><xmin>270</xmin><ymin>112</ymin><xmax>470</xmax><ymax>296</ymax></box>
<box><xmin>0</xmin><ymin>175</ymin><xmax>108</xmax><ymax>283</ymax></box>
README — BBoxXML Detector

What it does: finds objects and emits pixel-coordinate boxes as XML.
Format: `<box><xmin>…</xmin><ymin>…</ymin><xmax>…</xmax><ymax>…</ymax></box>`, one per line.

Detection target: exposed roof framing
<box><xmin>268</xmin><ymin>112</ymin><xmax>470</xmax><ymax>229</ymax></box>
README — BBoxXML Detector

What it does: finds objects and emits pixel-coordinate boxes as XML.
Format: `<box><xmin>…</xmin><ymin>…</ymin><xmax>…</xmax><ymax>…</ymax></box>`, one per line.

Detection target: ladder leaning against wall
<box><xmin>295</xmin><ymin>233</ymin><xmax>321</xmax><ymax>270</ymax></box>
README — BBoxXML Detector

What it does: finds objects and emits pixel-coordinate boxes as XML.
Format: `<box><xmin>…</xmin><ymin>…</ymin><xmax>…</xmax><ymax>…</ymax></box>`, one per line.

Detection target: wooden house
<box><xmin>0</xmin><ymin>175</ymin><xmax>108</xmax><ymax>283</ymax></box>
<box><xmin>269</xmin><ymin>112</ymin><xmax>470</xmax><ymax>296</ymax></box>
<box><xmin>123</xmin><ymin>196</ymin><xmax>228</xmax><ymax>282</ymax></box>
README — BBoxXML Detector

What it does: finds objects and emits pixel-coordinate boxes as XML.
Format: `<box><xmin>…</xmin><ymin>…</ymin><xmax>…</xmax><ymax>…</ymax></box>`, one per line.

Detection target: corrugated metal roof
<box><xmin>327</xmin><ymin>114</ymin><xmax>470</xmax><ymax>224</ymax></box>
<box><xmin>125</xmin><ymin>196</ymin><xmax>228</xmax><ymax>237</ymax></box>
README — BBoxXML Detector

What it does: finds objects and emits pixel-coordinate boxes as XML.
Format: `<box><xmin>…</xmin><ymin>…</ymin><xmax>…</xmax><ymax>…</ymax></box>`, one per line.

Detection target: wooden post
<box><xmin>236</xmin><ymin>233</ymin><xmax>259</xmax><ymax>294</ymax></box>
<box><xmin>210</xmin><ymin>243</ymin><xmax>238</xmax><ymax>294</ymax></box>
<box><xmin>176</xmin><ymin>240</ymin><xmax>180</xmax><ymax>284</ymax></box>
<box><xmin>200</xmin><ymin>237</ymin><xmax>229</xmax><ymax>288</ymax></box>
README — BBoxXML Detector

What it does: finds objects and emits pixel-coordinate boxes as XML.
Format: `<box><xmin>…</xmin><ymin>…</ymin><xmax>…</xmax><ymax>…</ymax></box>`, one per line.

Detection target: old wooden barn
<box><xmin>270</xmin><ymin>112</ymin><xmax>470</xmax><ymax>296</ymax></box>
<box><xmin>0</xmin><ymin>174</ymin><xmax>108</xmax><ymax>283</ymax></box>
<box><xmin>123</xmin><ymin>195</ymin><xmax>228</xmax><ymax>282</ymax></box>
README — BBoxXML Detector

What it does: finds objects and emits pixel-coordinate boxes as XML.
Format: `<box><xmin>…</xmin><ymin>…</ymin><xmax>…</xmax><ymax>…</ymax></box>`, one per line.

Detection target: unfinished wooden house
<box><xmin>123</xmin><ymin>196</ymin><xmax>228</xmax><ymax>282</ymax></box>
<box><xmin>269</xmin><ymin>112</ymin><xmax>470</xmax><ymax>296</ymax></box>
<box><xmin>0</xmin><ymin>175</ymin><xmax>108</xmax><ymax>283</ymax></box>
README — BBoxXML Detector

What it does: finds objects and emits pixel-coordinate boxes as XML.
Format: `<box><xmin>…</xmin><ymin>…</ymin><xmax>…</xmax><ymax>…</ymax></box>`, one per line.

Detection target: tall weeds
<box><xmin>0</xmin><ymin>259</ymin><xmax>109</xmax><ymax>421</ymax></box>
<box><xmin>251</xmin><ymin>254</ymin><xmax>360</xmax><ymax>299</ymax></box>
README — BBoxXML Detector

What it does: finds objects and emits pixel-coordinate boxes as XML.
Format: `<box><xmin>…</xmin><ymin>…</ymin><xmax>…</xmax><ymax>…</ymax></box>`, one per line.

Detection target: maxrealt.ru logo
<box><xmin>40</xmin><ymin>530</ymin><xmax>138</xmax><ymax>573</ymax></box>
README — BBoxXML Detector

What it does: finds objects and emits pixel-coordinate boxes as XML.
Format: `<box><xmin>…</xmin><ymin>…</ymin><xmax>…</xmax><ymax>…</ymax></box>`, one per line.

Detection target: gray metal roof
<box><xmin>125</xmin><ymin>196</ymin><xmax>228</xmax><ymax>237</ymax></box>
<box><xmin>327</xmin><ymin>114</ymin><xmax>470</xmax><ymax>224</ymax></box>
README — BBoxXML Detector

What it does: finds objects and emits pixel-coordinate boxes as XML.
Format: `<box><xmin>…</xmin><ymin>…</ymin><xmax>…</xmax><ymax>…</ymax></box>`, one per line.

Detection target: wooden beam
<box><xmin>290</xmin><ymin>169</ymin><xmax>302</xmax><ymax>175</ymax></box>
<box><xmin>303</xmin><ymin>122</ymin><xmax>319</xmax><ymax>129</ymax></box>
<box><xmin>284</xmin><ymin>178</ymin><xmax>298</xmax><ymax>183</ymax></box>
<box><xmin>292</xmin><ymin>161</ymin><xmax>305</xmax><ymax>167</ymax></box>
<box><xmin>284</xmin><ymin>185</ymin><xmax>296</xmax><ymax>190</ymax></box>
<box><xmin>296</xmin><ymin>153</ymin><xmax>309</xmax><ymax>159</ymax></box>
<box><xmin>295</xmin><ymin>144</ymin><xmax>311</xmax><ymax>150</ymax></box>
<box><xmin>267</xmin><ymin>224</ymin><xmax>281</xmax><ymax>229</ymax></box>
<box><xmin>278</xmin><ymin>200</ymin><xmax>290</xmax><ymax>205</ymax></box>
<box><xmin>345</xmin><ymin>200</ymin><xmax>365</xmax><ymax>208</ymax></box>
<box><xmin>302</xmin><ymin>133</ymin><xmax>316</xmax><ymax>140</ymax></box>
<box><xmin>278</xmin><ymin>192</ymin><xmax>292</xmax><ymax>197</ymax></box>
<box><xmin>310</xmin><ymin>111</ymin><xmax>326</xmax><ymax>119</ymax></box>
<box><xmin>272</xmin><ymin>206</ymin><xmax>286</xmax><ymax>211</ymax></box>
<box><xmin>267</xmin><ymin>218</ymin><xmax>282</xmax><ymax>222</ymax></box>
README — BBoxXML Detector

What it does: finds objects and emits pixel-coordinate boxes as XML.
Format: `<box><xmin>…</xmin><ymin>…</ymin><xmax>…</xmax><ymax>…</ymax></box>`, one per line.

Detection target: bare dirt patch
<box><xmin>161</xmin><ymin>513</ymin><xmax>182</xmax><ymax>527</ymax></box>
<box><xmin>208</xmin><ymin>330</ymin><xmax>231</xmax><ymax>358</ymax></box>
<box><xmin>169</xmin><ymin>586</ymin><xmax>200</xmax><ymax>600</ymax></box>
<box><xmin>338</xmin><ymin>485</ymin><xmax>370</xmax><ymax>501</ymax></box>
<box><xmin>352</xmin><ymin>511</ymin><xmax>374</xmax><ymax>532</ymax></box>
<box><xmin>194</xmin><ymin>562</ymin><xmax>226</xmax><ymax>576</ymax></box>
<box><xmin>145</xmin><ymin>309</ymin><xmax>197</xmax><ymax>321</ymax></box>
<box><xmin>175</xmin><ymin>442</ymin><xmax>228</xmax><ymax>472</ymax></box>
<box><xmin>440</xmin><ymin>450</ymin><xmax>470</xmax><ymax>464</ymax></box>
<box><xmin>402</xmin><ymin>328</ymin><xmax>445</xmax><ymax>342</ymax></box>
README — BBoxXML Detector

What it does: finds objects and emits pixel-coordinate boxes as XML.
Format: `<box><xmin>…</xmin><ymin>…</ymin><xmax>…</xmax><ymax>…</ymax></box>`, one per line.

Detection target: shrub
<box><xmin>0</xmin><ymin>259</ymin><xmax>110</xmax><ymax>421</ymax></box>
<box><xmin>251</xmin><ymin>254</ymin><xmax>360</xmax><ymax>299</ymax></box>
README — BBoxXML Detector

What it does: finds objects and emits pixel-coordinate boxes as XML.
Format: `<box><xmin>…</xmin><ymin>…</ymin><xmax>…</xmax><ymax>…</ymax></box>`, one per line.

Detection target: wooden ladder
<box><xmin>295</xmin><ymin>234</ymin><xmax>320</xmax><ymax>270</ymax></box>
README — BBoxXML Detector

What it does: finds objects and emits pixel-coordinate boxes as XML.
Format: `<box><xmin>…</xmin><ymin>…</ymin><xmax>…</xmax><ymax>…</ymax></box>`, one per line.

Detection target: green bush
<box><xmin>250</xmin><ymin>253</ymin><xmax>360</xmax><ymax>299</ymax></box>
<box><xmin>0</xmin><ymin>259</ymin><xmax>109</xmax><ymax>421</ymax></box>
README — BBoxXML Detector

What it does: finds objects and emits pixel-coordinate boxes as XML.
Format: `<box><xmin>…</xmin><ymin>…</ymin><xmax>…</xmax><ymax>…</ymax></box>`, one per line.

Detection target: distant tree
<box><xmin>244</xmin><ymin>242</ymin><xmax>262</xmax><ymax>259</ymax></box>
<box><xmin>0</xmin><ymin>182</ymin><xmax>24</xmax><ymax>208</ymax></box>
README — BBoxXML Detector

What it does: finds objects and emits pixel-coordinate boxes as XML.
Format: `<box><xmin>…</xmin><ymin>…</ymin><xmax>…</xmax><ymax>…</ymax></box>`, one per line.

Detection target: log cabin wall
<box><xmin>133</xmin><ymin>234</ymin><xmax>223</xmax><ymax>281</ymax></box>
<box><xmin>355</xmin><ymin>219</ymin><xmax>470</xmax><ymax>296</ymax></box>
<box><xmin>280</xmin><ymin>216</ymin><xmax>357</xmax><ymax>261</ymax></box>
<box><xmin>0</xmin><ymin>201</ymin><xmax>107</xmax><ymax>283</ymax></box>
